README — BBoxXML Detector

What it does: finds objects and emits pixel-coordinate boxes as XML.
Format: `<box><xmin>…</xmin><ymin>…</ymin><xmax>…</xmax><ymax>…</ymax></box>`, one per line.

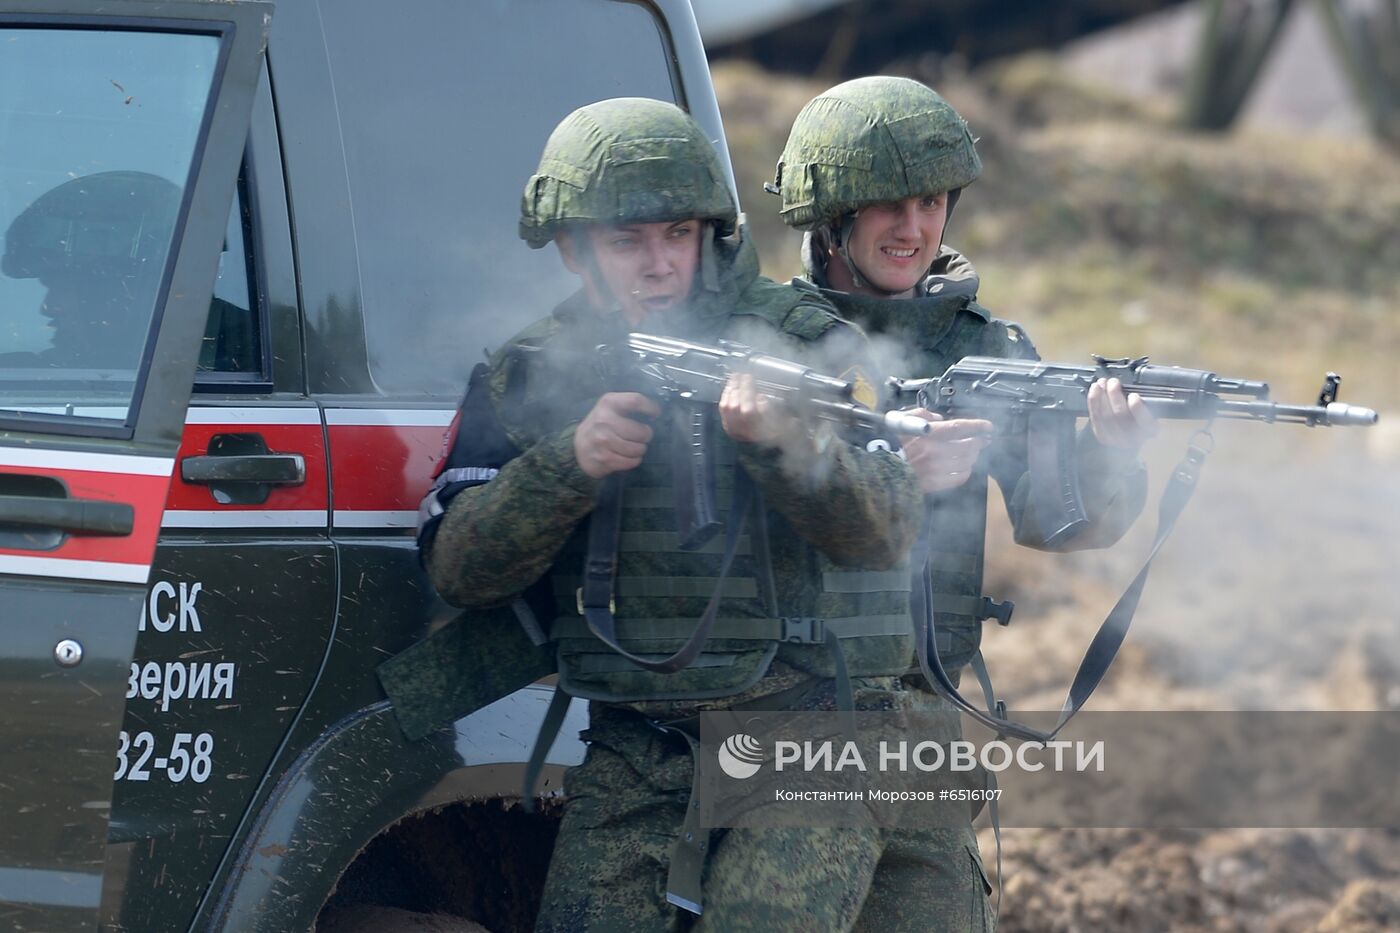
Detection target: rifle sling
<box><xmin>914</xmin><ymin>434</ymin><xmax>1211</xmax><ymax>743</ymax></box>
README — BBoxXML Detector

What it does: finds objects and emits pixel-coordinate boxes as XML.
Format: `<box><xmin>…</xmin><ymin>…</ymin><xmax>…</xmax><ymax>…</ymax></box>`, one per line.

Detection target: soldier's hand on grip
<box><xmin>902</xmin><ymin>409</ymin><xmax>994</xmax><ymax>493</ymax></box>
<box><xmin>719</xmin><ymin>372</ymin><xmax>800</xmax><ymax>444</ymax></box>
<box><xmin>574</xmin><ymin>392</ymin><xmax>660</xmax><ymax>479</ymax></box>
<box><xmin>1087</xmin><ymin>377</ymin><xmax>1158</xmax><ymax>451</ymax></box>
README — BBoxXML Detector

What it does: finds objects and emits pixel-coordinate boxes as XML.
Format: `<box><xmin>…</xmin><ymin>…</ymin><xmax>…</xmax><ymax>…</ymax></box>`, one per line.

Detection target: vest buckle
<box><xmin>780</xmin><ymin>617</ymin><xmax>825</xmax><ymax>644</ymax></box>
<box><xmin>981</xmin><ymin>597</ymin><xmax>1014</xmax><ymax>627</ymax></box>
<box><xmin>576</xmin><ymin>586</ymin><xmax>615</xmax><ymax>616</ymax></box>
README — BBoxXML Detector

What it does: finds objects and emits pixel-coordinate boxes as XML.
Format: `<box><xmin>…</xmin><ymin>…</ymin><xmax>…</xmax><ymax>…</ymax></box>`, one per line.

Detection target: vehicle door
<box><xmin>0</xmin><ymin>2</ymin><xmax>270</xmax><ymax>930</ymax></box>
<box><xmin>99</xmin><ymin>64</ymin><xmax>342</xmax><ymax>931</ymax></box>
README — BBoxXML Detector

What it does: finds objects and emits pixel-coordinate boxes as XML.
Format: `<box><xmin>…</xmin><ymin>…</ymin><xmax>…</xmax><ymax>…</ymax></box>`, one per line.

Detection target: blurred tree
<box><xmin>1182</xmin><ymin>0</ymin><xmax>1297</xmax><ymax>130</ymax></box>
<box><xmin>1183</xmin><ymin>0</ymin><xmax>1399</xmax><ymax>150</ymax></box>
<box><xmin>1316</xmin><ymin>0</ymin><xmax>1400</xmax><ymax>149</ymax></box>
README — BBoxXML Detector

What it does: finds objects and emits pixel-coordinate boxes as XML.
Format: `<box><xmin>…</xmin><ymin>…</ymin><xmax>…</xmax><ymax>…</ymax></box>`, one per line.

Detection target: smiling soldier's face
<box><xmin>839</xmin><ymin>193</ymin><xmax>948</xmax><ymax>298</ymax></box>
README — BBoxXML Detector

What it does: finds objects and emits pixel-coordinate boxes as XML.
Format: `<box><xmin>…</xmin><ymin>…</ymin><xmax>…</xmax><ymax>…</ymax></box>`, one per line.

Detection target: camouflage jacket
<box><xmin>795</xmin><ymin>243</ymin><xmax>1148</xmax><ymax>671</ymax></box>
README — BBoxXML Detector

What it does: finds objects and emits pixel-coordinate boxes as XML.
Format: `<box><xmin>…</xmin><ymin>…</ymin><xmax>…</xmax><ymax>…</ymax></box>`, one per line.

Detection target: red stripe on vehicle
<box><xmin>0</xmin><ymin>466</ymin><xmax>172</xmax><ymax>567</ymax></box>
<box><xmin>327</xmin><ymin>423</ymin><xmax>449</xmax><ymax>512</ymax></box>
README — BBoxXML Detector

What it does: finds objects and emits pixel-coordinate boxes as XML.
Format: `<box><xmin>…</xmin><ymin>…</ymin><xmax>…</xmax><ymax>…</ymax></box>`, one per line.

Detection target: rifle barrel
<box><xmin>1140</xmin><ymin>397</ymin><xmax>1378</xmax><ymax>426</ymax></box>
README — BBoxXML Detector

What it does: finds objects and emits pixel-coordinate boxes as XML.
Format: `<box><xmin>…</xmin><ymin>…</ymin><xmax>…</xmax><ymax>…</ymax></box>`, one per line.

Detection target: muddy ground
<box><xmin>714</xmin><ymin>53</ymin><xmax>1400</xmax><ymax>932</ymax></box>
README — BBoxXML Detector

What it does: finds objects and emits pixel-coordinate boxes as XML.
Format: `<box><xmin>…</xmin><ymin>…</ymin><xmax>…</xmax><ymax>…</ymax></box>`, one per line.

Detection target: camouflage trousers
<box><xmin>534</xmin><ymin>679</ymin><xmax>995</xmax><ymax>932</ymax></box>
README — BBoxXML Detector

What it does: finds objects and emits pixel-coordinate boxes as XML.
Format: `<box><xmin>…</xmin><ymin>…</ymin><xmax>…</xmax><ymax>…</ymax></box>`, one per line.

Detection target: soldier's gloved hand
<box><xmin>573</xmin><ymin>391</ymin><xmax>660</xmax><ymax>479</ymax></box>
<box><xmin>719</xmin><ymin>372</ymin><xmax>800</xmax><ymax>445</ymax></box>
<box><xmin>1088</xmin><ymin>377</ymin><xmax>1158</xmax><ymax>451</ymax></box>
<box><xmin>902</xmin><ymin>409</ymin><xmax>994</xmax><ymax>493</ymax></box>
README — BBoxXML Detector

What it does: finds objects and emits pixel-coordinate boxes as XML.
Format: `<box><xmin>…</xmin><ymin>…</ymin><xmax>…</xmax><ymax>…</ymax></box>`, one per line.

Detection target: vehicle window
<box><xmin>318</xmin><ymin>0</ymin><xmax>678</xmax><ymax>397</ymax></box>
<box><xmin>0</xmin><ymin>26</ymin><xmax>221</xmax><ymax>425</ymax></box>
<box><xmin>197</xmin><ymin>171</ymin><xmax>263</xmax><ymax>380</ymax></box>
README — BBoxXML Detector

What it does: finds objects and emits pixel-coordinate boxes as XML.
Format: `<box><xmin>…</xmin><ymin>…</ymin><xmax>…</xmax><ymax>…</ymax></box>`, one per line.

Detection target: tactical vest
<box><xmin>503</xmin><ymin>288</ymin><xmax>916</xmax><ymax>703</ymax></box>
<box><xmin>799</xmin><ymin>280</ymin><xmax>1037</xmax><ymax>673</ymax></box>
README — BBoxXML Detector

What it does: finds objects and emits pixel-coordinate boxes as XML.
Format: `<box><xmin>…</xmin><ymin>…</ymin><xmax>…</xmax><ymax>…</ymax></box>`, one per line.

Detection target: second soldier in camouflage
<box><xmin>769</xmin><ymin>75</ymin><xmax>1162</xmax><ymax>926</ymax></box>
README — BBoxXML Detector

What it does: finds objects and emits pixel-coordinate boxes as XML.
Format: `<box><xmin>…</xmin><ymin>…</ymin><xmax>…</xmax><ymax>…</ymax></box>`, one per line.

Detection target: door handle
<box><xmin>0</xmin><ymin>494</ymin><xmax>134</xmax><ymax>537</ymax></box>
<box><xmin>178</xmin><ymin>432</ymin><xmax>307</xmax><ymax>506</ymax></box>
<box><xmin>181</xmin><ymin>453</ymin><xmax>305</xmax><ymax>486</ymax></box>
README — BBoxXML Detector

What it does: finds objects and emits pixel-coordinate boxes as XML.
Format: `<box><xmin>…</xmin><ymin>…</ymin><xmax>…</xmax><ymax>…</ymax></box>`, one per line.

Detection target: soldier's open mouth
<box><xmin>642</xmin><ymin>296</ymin><xmax>678</xmax><ymax>311</ymax></box>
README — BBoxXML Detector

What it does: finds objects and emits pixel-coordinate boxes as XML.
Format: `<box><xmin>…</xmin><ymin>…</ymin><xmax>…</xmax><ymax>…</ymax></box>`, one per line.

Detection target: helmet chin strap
<box><xmin>833</xmin><ymin>213</ymin><xmax>909</xmax><ymax>298</ymax></box>
<box><xmin>700</xmin><ymin>221</ymin><xmax>721</xmax><ymax>293</ymax></box>
<box><xmin>573</xmin><ymin>234</ymin><xmax>625</xmax><ymax>315</ymax></box>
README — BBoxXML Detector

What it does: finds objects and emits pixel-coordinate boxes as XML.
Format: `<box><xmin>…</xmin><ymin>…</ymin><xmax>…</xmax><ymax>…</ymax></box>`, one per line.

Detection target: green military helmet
<box><xmin>768</xmin><ymin>76</ymin><xmax>981</xmax><ymax>230</ymax></box>
<box><xmin>519</xmin><ymin>97</ymin><xmax>737</xmax><ymax>248</ymax></box>
<box><xmin>3</xmin><ymin>171</ymin><xmax>182</xmax><ymax>283</ymax></box>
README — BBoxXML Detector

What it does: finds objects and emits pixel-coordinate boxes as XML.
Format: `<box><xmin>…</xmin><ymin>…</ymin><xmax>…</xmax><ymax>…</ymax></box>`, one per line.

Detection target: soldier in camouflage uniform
<box><xmin>412</xmin><ymin>98</ymin><xmax>986</xmax><ymax>931</ymax></box>
<box><xmin>768</xmin><ymin>75</ymin><xmax>1160</xmax><ymax>926</ymax></box>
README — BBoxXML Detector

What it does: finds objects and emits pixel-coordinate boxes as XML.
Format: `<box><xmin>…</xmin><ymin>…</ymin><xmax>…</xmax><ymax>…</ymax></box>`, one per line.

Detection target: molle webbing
<box><xmin>828</xmin><ymin>288</ymin><xmax>1009</xmax><ymax>674</ymax></box>
<box><xmin>552</xmin><ymin>421</ymin><xmax>914</xmax><ymax>701</ymax></box>
<box><xmin>553</xmin><ymin>426</ymin><xmax>774</xmax><ymax>701</ymax></box>
<box><xmin>550</xmin><ymin>615</ymin><xmax>912</xmax><ymax>644</ymax></box>
<box><xmin>921</xmin><ymin>472</ymin><xmax>991</xmax><ymax>670</ymax></box>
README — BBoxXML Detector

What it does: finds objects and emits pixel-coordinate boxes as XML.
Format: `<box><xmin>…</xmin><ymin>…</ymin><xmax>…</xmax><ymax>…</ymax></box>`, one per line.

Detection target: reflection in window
<box><xmin>0</xmin><ymin>27</ymin><xmax>219</xmax><ymax>422</ymax></box>
<box><xmin>2</xmin><ymin>171</ymin><xmax>179</xmax><ymax>369</ymax></box>
<box><xmin>198</xmin><ymin>171</ymin><xmax>262</xmax><ymax>378</ymax></box>
<box><xmin>319</xmin><ymin>0</ymin><xmax>677</xmax><ymax>397</ymax></box>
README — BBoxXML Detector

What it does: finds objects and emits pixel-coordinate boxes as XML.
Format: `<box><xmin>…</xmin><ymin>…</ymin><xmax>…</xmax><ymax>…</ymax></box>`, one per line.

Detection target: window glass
<box><xmin>319</xmin><ymin>0</ymin><xmax>678</xmax><ymax>396</ymax></box>
<box><xmin>0</xmin><ymin>27</ymin><xmax>220</xmax><ymax>423</ymax></box>
<box><xmin>197</xmin><ymin>172</ymin><xmax>262</xmax><ymax>378</ymax></box>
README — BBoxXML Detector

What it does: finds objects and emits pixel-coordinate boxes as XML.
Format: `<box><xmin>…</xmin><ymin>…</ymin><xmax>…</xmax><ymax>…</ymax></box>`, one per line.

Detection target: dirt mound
<box><xmin>1313</xmin><ymin>879</ymin><xmax>1400</xmax><ymax>932</ymax></box>
<box><xmin>988</xmin><ymin>829</ymin><xmax>1400</xmax><ymax>933</ymax></box>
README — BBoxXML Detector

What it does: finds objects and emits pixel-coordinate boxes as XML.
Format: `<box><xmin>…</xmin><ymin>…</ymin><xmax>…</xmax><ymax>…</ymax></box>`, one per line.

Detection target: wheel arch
<box><xmin>204</xmin><ymin>687</ymin><xmax>585</xmax><ymax>932</ymax></box>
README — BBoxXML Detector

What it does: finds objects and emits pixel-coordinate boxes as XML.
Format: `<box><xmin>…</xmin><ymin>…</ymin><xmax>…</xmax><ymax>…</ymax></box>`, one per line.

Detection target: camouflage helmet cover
<box><xmin>770</xmin><ymin>76</ymin><xmax>982</xmax><ymax>230</ymax></box>
<box><xmin>519</xmin><ymin>97</ymin><xmax>738</xmax><ymax>248</ymax></box>
<box><xmin>2</xmin><ymin>171</ymin><xmax>181</xmax><ymax>281</ymax></box>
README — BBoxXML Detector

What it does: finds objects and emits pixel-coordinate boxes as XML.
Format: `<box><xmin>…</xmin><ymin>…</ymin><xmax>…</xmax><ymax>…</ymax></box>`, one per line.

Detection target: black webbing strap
<box><xmin>826</xmin><ymin>629</ymin><xmax>857</xmax><ymax>740</ymax></box>
<box><xmin>579</xmin><ymin>466</ymin><xmax>755</xmax><ymax>673</ymax></box>
<box><xmin>661</xmin><ymin>725</ymin><xmax>707</xmax><ymax>916</ymax></box>
<box><xmin>984</xmin><ymin>766</ymin><xmax>1003</xmax><ymax>920</ymax></box>
<box><xmin>914</xmin><ymin>433</ymin><xmax>1213</xmax><ymax>744</ymax></box>
<box><xmin>520</xmin><ymin>684</ymin><xmax>574</xmax><ymax>814</ymax></box>
<box><xmin>967</xmin><ymin>650</ymin><xmax>1003</xmax><ymax>921</ymax></box>
<box><xmin>654</xmin><ymin>678</ymin><xmax>846</xmax><ymax>915</ymax></box>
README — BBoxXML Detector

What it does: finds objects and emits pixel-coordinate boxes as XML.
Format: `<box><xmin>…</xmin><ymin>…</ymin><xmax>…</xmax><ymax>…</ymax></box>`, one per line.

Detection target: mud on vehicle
<box><xmin>0</xmin><ymin>1</ymin><xmax>729</xmax><ymax>930</ymax></box>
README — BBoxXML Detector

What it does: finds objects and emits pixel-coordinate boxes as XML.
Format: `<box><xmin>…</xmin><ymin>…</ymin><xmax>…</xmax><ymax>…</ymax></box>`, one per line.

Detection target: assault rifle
<box><xmin>890</xmin><ymin>355</ymin><xmax>1378</xmax><ymax>545</ymax></box>
<box><xmin>889</xmin><ymin>354</ymin><xmax>1378</xmax><ymax>744</ymax></box>
<box><xmin>598</xmin><ymin>332</ymin><xmax>933</xmax><ymax>550</ymax></box>
<box><xmin>608</xmin><ymin>332</ymin><xmax>935</xmax><ymax>439</ymax></box>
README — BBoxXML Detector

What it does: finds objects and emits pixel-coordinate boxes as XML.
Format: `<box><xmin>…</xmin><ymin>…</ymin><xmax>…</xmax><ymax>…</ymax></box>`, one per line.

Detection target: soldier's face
<box><xmin>562</xmin><ymin>220</ymin><xmax>702</xmax><ymax>325</ymax></box>
<box><xmin>839</xmin><ymin>193</ymin><xmax>948</xmax><ymax>298</ymax></box>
